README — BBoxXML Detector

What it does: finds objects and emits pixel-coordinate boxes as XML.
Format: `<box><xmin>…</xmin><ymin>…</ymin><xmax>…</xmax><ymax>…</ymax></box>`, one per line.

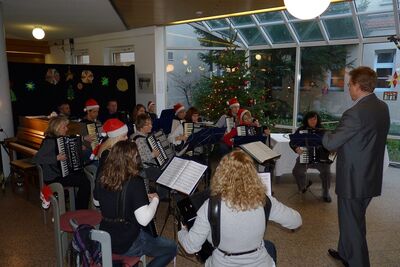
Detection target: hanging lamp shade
<box><xmin>284</xmin><ymin>0</ymin><xmax>330</xmax><ymax>20</ymax></box>
<box><xmin>32</xmin><ymin>27</ymin><xmax>45</xmax><ymax>39</ymax></box>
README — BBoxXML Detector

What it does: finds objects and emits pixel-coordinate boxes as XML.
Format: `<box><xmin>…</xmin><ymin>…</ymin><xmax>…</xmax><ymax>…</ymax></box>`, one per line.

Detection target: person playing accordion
<box><xmin>223</xmin><ymin>108</ymin><xmax>270</xmax><ymax>148</ymax></box>
<box><xmin>289</xmin><ymin>111</ymin><xmax>332</xmax><ymax>202</ymax></box>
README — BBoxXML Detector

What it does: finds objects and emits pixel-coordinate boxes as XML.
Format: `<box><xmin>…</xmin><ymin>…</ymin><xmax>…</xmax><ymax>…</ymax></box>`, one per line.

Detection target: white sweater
<box><xmin>178</xmin><ymin>195</ymin><xmax>302</xmax><ymax>267</ymax></box>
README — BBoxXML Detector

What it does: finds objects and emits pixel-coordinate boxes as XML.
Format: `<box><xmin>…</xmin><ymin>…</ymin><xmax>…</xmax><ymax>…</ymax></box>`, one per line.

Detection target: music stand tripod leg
<box><xmin>159</xmin><ymin>190</ymin><xmax>198</xmax><ymax>263</ymax></box>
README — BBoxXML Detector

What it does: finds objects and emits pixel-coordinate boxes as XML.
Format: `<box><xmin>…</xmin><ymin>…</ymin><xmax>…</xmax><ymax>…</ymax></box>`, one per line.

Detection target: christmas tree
<box><xmin>193</xmin><ymin>44</ymin><xmax>270</xmax><ymax>125</ymax></box>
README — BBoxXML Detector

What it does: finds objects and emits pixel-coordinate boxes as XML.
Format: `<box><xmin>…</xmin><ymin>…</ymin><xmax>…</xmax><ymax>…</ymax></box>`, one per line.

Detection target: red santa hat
<box><xmin>40</xmin><ymin>185</ymin><xmax>53</xmax><ymax>209</ymax></box>
<box><xmin>173</xmin><ymin>103</ymin><xmax>185</xmax><ymax>115</ymax></box>
<box><xmin>237</xmin><ymin>108</ymin><xmax>250</xmax><ymax>124</ymax></box>
<box><xmin>84</xmin><ymin>98</ymin><xmax>100</xmax><ymax>112</ymax></box>
<box><xmin>227</xmin><ymin>97</ymin><xmax>240</xmax><ymax>108</ymax></box>
<box><xmin>102</xmin><ymin>118</ymin><xmax>128</xmax><ymax>138</ymax></box>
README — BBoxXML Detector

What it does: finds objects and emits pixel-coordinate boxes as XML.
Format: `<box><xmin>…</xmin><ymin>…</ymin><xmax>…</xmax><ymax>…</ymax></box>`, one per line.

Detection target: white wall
<box><xmin>45</xmin><ymin>26</ymin><xmax>166</xmax><ymax>114</ymax></box>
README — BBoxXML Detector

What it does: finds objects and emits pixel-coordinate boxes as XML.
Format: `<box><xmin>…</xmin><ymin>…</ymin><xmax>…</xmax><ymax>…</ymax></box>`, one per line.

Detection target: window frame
<box><xmin>374</xmin><ymin>49</ymin><xmax>396</xmax><ymax>92</ymax></box>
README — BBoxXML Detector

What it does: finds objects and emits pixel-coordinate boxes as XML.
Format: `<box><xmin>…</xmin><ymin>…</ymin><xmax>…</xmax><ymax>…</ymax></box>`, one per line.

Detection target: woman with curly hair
<box><xmin>95</xmin><ymin>140</ymin><xmax>177</xmax><ymax>266</ymax></box>
<box><xmin>178</xmin><ymin>150</ymin><xmax>302</xmax><ymax>267</ymax></box>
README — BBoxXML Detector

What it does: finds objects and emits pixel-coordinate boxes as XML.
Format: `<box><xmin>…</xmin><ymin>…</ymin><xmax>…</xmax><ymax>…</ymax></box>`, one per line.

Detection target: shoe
<box><xmin>328</xmin><ymin>249</ymin><xmax>349</xmax><ymax>267</ymax></box>
<box><xmin>323</xmin><ymin>195</ymin><xmax>332</xmax><ymax>203</ymax></box>
<box><xmin>301</xmin><ymin>181</ymin><xmax>313</xmax><ymax>193</ymax></box>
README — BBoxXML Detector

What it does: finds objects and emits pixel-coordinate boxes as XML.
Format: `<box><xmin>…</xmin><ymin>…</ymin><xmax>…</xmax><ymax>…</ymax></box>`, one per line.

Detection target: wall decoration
<box><xmin>8</xmin><ymin>62</ymin><xmax>135</xmax><ymax>124</ymax></box>
<box><xmin>45</xmin><ymin>68</ymin><xmax>60</xmax><ymax>85</ymax></box>
<box><xmin>81</xmin><ymin>70</ymin><xmax>94</xmax><ymax>84</ymax></box>
<box><xmin>65</xmin><ymin>67</ymin><xmax>74</xmax><ymax>81</ymax></box>
<box><xmin>101</xmin><ymin>77</ymin><xmax>109</xmax><ymax>86</ymax></box>
<box><xmin>25</xmin><ymin>81</ymin><xmax>35</xmax><ymax>91</ymax></box>
<box><xmin>67</xmin><ymin>85</ymin><xmax>75</xmax><ymax>100</ymax></box>
<box><xmin>387</xmin><ymin>70</ymin><xmax>399</xmax><ymax>88</ymax></box>
<box><xmin>383</xmin><ymin>91</ymin><xmax>398</xmax><ymax>101</ymax></box>
<box><xmin>116</xmin><ymin>78</ymin><xmax>128</xmax><ymax>92</ymax></box>
<box><xmin>10</xmin><ymin>89</ymin><xmax>17</xmax><ymax>102</ymax></box>
<box><xmin>137</xmin><ymin>73</ymin><xmax>153</xmax><ymax>93</ymax></box>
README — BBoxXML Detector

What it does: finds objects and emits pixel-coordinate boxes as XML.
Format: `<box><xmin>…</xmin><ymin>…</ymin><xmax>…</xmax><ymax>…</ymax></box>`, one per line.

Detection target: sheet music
<box><xmin>156</xmin><ymin>157</ymin><xmax>207</xmax><ymax>195</ymax></box>
<box><xmin>258</xmin><ymin>172</ymin><xmax>272</xmax><ymax>196</ymax></box>
<box><xmin>240</xmin><ymin>141</ymin><xmax>280</xmax><ymax>163</ymax></box>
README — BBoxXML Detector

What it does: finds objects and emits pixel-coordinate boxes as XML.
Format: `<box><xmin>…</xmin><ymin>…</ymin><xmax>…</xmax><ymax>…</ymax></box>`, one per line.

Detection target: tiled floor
<box><xmin>0</xmin><ymin>167</ymin><xmax>399</xmax><ymax>266</ymax></box>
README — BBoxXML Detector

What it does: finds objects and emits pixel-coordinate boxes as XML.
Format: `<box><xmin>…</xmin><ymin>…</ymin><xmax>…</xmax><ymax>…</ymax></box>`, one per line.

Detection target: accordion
<box><xmin>147</xmin><ymin>130</ymin><xmax>174</xmax><ymax>169</ymax></box>
<box><xmin>86</xmin><ymin>122</ymin><xmax>102</xmax><ymax>150</ymax></box>
<box><xmin>299</xmin><ymin>146</ymin><xmax>331</xmax><ymax>164</ymax></box>
<box><xmin>56</xmin><ymin>136</ymin><xmax>84</xmax><ymax>177</ymax></box>
<box><xmin>225</xmin><ymin>117</ymin><xmax>234</xmax><ymax>133</ymax></box>
<box><xmin>236</xmin><ymin>126</ymin><xmax>262</xmax><ymax>136</ymax></box>
<box><xmin>183</xmin><ymin>122</ymin><xmax>203</xmax><ymax>136</ymax></box>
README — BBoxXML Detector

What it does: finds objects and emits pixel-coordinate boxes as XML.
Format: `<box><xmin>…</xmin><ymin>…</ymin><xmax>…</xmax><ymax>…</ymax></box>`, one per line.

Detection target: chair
<box><xmin>37</xmin><ymin>165</ymin><xmax>76</xmax><ymax>224</ymax></box>
<box><xmin>69</xmin><ymin>219</ymin><xmax>146</xmax><ymax>267</ymax></box>
<box><xmin>10</xmin><ymin>158</ymin><xmax>37</xmax><ymax>199</ymax></box>
<box><xmin>83</xmin><ymin>165</ymin><xmax>97</xmax><ymax>209</ymax></box>
<box><xmin>154</xmin><ymin>109</ymin><xmax>175</xmax><ymax>135</ymax></box>
<box><xmin>49</xmin><ymin>182</ymin><xmax>102</xmax><ymax>267</ymax></box>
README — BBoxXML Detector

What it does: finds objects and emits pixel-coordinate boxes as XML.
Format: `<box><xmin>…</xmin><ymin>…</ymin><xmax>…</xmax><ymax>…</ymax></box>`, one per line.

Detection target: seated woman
<box><xmin>168</xmin><ymin>103</ymin><xmax>188</xmax><ymax>152</ymax></box>
<box><xmin>215</xmin><ymin>97</ymin><xmax>240</xmax><ymax>128</ymax></box>
<box><xmin>223</xmin><ymin>108</ymin><xmax>269</xmax><ymax>148</ymax></box>
<box><xmin>130</xmin><ymin>113</ymin><xmax>169</xmax><ymax>199</ymax></box>
<box><xmin>178</xmin><ymin>150</ymin><xmax>302</xmax><ymax>267</ymax></box>
<box><xmin>128</xmin><ymin>104</ymin><xmax>146</xmax><ymax>136</ymax></box>
<box><xmin>95</xmin><ymin>140</ymin><xmax>177</xmax><ymax>265</ymax></box>
<box><xmin>184</xmin><ymin>107</ymin><xmax>200</xmax><ymax>123</ymax></box>
<box><xmin>289</xmin><ymin>111</ymin><xmax>332</xmax><ymax>202</ymax></box>
<box><xmin>33</xmin><ymin>116</ymin><xmax>90</xmax><ymax>209</ymax></box>
<box><xmin>94</xmin><ymin>118</ymin><xmax>128</xmax><ymax>177</ymax></box>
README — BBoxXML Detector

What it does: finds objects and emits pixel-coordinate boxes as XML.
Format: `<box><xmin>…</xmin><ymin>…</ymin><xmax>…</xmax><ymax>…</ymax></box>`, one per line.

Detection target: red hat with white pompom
<box><xmin>102</xmin><ymin>118</ymin><xmax>128</xmax><ymax>138</ymax></box>
<box><xmin>227</xmin><ymin>97</ymin><xmax>240</xmax><ymax>108</ymax></box>
<box><xmin>83</xmin><ymin>98</ymin><xmax>99</xmax><ymax>112</ymax></box>
<box><xmin>40</xmin><ymin>185</ymin><xmax>53</xmax><ymax>209</ymax></box>
<box><xmin>173</xmin><ymin>103</ymin><xmax>185</xmax><ymax>115</ymax></box>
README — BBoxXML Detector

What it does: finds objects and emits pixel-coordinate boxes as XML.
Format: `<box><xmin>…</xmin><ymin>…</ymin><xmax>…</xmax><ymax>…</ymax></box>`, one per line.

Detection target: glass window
<box><xmin>263</xmin><ymin>24</ymin><xmax>294</xmax><ymax>43</ymax></box>
<box><xmin>74</xmin><ymin>50</ymin><xmax>90</xmax><ymax>64</ymax></box>
<box><xmin>329</xmin><ymin>69</ymin><xmax>346</xmax><ymax>89</ymax></box>
<box><xmin>359</xmin><ymin>13</ymin><xmax>395</xmax><ymax>37</ymax></box>
<box><xmin>355</xmin><ymin>0</ymin><xmax>393</xmax><ymax>13</ymax></box>
<box><xmin>299</xmin><ymin>45</ymin><xmax>356</xmax><ymax>128</ymax></box>
<box><xmin>250</xmin><ymin>49</ymin><xmax>296</xmax><ymax>127</ymax></box>
<box><xmin>322</xmin><ymin>1</ymin><xmax>352</xmax><ymax>16</ymax></box>
<box><xmin>112</xmin><ymin>51</ymin><xmax>135</xmax><ymax>65</ymax></box>
<box><xmin>375</xmin><ymin>50</ymin><xmax>395</xmax><ymax>89</ymax></box>
<box><xmin>167</xmin><ymin>24</ymin><xmax>229</xmax><ymax>48</ymax></box>
<box><xmin>206</xmin><ymin>19</ymin><xmax>229</xmax><ymax>29</ymax></box>
<box><xmin>323</xmin><ymin>17</ymin><xmax>357</xmax><ymax>39</ymax></box>
<box><xmin>166</xmin><ymin>49</ymin><xmax>213</xmax><ymax>107</ymax></box>
<box><xmin>230</xmin><ymin>16</ymin><xmax>254</xmax><ymax>26</ymax></box>
<box><xmin>237</xmin><ymin>27</ymin><xmax>266</xmax><ymax>46</ymax></box>
<box><xmin>256</xmin><ymin>12</ymin><xmax>283</xmax><ymax>23</ymax></box>
<box><xmin>292</xmin><ymin>21</ymin><xmax>324</xmax><ymax>42</ymax></box>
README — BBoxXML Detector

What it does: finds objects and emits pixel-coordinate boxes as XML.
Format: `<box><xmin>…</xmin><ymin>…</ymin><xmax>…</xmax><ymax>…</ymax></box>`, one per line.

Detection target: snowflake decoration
<box><xmin>25</xmin><ymin>81</ymin><xmax>35</xmax><ymax>91</ymax></box>
<box><xmin>101</xmin><ymin>77</ymin><xmax>109</xmax><ymax>86</ymax></box>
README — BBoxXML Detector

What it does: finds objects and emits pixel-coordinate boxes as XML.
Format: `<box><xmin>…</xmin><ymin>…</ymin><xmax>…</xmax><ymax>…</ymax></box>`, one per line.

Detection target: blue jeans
<box><xmin>123</xmin><ymin>229</ymin><xmax>177</xmax><ymax>267</ymax></box>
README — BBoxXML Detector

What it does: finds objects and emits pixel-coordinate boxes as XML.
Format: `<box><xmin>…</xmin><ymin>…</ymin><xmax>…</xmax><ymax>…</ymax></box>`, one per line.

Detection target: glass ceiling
<box><xmin>193</xmin><ymin>0</ymin><xmax>400</xmax><ymax>48</ymax></box>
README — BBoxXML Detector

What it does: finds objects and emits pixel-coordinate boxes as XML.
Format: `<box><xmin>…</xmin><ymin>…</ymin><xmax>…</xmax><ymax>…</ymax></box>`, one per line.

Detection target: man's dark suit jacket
<box><xmin>322</xmin><ymin>94</ymin><xmax>390</xmax><ymax>199</ymax></box>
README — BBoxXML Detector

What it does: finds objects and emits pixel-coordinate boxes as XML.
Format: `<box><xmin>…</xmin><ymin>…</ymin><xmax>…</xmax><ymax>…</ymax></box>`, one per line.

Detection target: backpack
<box><xmin>68</xmin><ymin>224</ymin><xmax>102</xmax><ymax>267</ymax></box>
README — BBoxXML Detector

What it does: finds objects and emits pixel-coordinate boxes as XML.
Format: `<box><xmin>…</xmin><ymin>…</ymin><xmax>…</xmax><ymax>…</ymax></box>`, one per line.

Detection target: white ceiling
<box><xmin>1</xmin><ymin>0</ymin><xmax>126</xmax><ymax>41</ymax></box>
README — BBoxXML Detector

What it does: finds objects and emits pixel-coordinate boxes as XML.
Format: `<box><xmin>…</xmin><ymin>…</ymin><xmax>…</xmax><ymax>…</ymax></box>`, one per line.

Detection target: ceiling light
<box><xmin>255</xmin><ymin>54</ymin><xmax>262</xmax><ymax>61</ymax></box>
<box><xmin>284</xmin><ymin>0</ymin><xmax>330</xmax><ymax>20</ymax></box>
<box><xmin>32</xmin><ymin>27</ymin><xmax>45</xmax><ymax>40</ymax></box>
<box><xmin>182</xmin><ymin>59</ymin><xmax>188</xmax><ymax>66</ymax></box>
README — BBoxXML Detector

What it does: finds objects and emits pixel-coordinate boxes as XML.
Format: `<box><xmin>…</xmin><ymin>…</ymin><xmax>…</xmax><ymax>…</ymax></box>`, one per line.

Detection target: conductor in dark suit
<box><xmin>322</xmin><ymin>66</ymin><xmax>390</xmax><ymax>267</ymax></box>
